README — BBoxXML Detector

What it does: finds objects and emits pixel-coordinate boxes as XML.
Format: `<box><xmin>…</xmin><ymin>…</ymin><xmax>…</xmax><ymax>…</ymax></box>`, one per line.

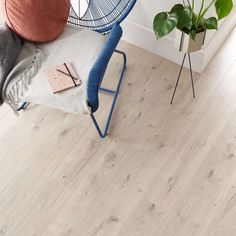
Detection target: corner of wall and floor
<box><xmin>121</xmin><ymin>1</ymin><xmax>236</xmax><ymax>73</ymax></box>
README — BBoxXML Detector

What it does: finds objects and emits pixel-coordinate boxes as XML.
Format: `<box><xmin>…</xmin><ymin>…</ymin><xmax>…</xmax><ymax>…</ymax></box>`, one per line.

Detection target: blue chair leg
<box><xmin>90</xmin><ymin>49</ymin><xmax>127</xmax><ymax>138</ymax></box>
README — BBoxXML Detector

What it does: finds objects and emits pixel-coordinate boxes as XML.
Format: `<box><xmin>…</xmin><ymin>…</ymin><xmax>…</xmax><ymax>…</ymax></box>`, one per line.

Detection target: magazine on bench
<box><xmin>44</xmin><ymin>63</ymin><xmax>81</xmax><ymax>94</ymax></box>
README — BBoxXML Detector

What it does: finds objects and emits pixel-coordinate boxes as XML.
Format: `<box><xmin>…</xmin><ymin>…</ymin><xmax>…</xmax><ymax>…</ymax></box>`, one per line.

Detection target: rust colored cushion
<box><xmin>1</xmin><ymin>0</ymin><xmax>70</xmax><ymax>42</ymax></box>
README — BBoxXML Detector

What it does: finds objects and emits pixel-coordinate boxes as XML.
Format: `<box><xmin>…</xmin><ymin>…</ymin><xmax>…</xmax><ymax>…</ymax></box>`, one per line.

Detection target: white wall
<box><xmin>121</xmin><ymin>0</ymin><xmax>236</xmax><ymax>73</ymax></box>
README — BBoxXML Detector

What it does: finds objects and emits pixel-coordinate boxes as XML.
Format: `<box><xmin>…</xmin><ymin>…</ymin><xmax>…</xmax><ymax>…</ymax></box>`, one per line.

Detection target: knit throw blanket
<box><xmin>0</xmin><ymin>23</ymin><xmax>47</xmax><ymax>110</ymax></box>
<box><xmin>0</xmin><ymin>23</ymin><xmax>22</xmax><ymax>105</ymax></box>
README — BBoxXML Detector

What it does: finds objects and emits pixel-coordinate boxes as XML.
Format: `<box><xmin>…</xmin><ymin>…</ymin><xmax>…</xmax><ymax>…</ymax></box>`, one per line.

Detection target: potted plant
<box><xmin>153</xmin><ymin>0</ymin><xmax>234</xmax><ymax>53</ymax></box>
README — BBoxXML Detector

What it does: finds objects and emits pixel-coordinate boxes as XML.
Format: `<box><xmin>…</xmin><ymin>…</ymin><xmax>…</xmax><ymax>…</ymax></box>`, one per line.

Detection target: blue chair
<box><xmin>18</xmin><ymin>0</ymin><xmax>136</xmax><ymax>138</ymax></box>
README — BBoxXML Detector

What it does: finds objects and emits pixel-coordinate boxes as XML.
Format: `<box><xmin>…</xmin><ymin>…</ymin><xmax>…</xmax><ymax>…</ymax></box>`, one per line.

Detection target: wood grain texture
<box><xmin>0</xmin><ymin>27</ymin><xmax>236</xmax><ymax>236</ymax></box>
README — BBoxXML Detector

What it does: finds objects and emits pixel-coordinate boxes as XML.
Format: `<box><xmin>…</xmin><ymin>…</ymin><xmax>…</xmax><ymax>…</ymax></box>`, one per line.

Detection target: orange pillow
<box><xmin>1</xmin><ymin>0</ymin><xmax>70</xmax><ymax>42</ymax></box>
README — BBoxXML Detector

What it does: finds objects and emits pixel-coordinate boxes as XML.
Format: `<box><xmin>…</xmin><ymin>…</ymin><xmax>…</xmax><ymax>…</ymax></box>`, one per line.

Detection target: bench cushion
<box><xmin>20</xmin><ymin>25</ymin><xmax>106</xmax><ymax>114</ymax></box>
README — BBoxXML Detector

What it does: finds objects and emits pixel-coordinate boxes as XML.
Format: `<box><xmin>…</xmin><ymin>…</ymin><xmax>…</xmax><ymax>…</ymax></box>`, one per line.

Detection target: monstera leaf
<box><xmin>204</xmin><ymin>17</ymin><xmax>218</xmax><ymax>29</ymax></box>
<box><xmin>215</xmin><ymin>0</ymin><xmax>233</xmax><ymax>20</ymax></box>
<box><xmin>153</xmin><ymin>12</ymin><xmax>178</xmax><ymax>39</ymax></box>
<box><xmin>171</xmin><ymin>4</ymin><xmax>192</xmax><ymax>30</ymax></box>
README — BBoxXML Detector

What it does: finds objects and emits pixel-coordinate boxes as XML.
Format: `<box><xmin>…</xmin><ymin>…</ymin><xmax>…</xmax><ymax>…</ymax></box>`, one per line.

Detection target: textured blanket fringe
<box><xmin>6</xmin><ymin>46</ymin><xmax>48</xmax><ymax>113</ymax></box>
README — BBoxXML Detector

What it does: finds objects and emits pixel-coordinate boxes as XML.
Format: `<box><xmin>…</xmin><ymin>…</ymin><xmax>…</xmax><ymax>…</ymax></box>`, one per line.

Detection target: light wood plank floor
<box><xmin>0</xmin><ymin>28</ymin><xmax>236</xmax><ymax>236</ymax></box>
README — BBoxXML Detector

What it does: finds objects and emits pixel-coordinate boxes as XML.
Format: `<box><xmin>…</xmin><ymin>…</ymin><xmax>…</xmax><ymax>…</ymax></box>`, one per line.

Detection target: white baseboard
<box><xmin>121</xmin><ymin>8</ymin><xmax>236</xmax><ymax>73</ymax></box>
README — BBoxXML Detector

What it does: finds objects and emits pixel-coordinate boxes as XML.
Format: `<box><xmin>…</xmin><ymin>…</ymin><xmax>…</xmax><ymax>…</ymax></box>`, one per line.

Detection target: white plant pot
<box><xmin>175</xmin><ymin>29</ymin><xmax>206</xmax><ymax>53</ymax></box>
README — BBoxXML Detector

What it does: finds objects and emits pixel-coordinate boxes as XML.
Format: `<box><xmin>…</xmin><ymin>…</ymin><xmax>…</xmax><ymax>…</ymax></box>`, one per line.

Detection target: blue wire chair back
<box><xmin>68</xmin><ymin>0</ymin><xmax>136</xmax><ymax>33</ymax></box>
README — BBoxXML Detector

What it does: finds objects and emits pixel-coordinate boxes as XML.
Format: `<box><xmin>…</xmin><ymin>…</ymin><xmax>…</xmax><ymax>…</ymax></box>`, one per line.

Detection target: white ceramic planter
<box><xmin>175</xmin><ymin>29</ymin><xmax>206</xmax><ymax>53</ymax></box>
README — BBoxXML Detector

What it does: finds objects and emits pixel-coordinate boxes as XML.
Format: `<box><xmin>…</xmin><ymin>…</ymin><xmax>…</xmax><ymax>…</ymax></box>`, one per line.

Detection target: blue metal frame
<box><xmin>90</xmin><ymin>49</ymin><xmax>126</xmax><ymax>138</ymax></box>
<box><xmin>86</xmin><ymin>23</ymin><xmax>123</xmax><ymax>113</ymax></box>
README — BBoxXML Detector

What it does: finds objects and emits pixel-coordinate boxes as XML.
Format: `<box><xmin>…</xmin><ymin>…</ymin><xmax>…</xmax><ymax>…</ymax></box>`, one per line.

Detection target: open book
<box><xmin>44</xmin><ymin>63</ymin><xmax>81</xmax><ymax>94</ymax></box>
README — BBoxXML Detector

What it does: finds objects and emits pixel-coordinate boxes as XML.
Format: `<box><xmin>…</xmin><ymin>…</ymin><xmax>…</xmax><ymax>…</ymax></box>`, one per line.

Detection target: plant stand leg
<box><xmin>90</xmin><ymin>49</ymin><xmax>127</xmax><ymax>138</ymax></box>
<box><xmin>170</xmin><ymin>53</ymin><xmax>187</xmax><ymax>104</ymax></box>
<box><xmin>188</xmin><ymin>53</ymin><xmax>195</xmax><ymax>98</ymax></box>
<box><xmin>170</xmin><ymin>53</ymin><xmax>195</xmax><ymax>104</ymax></box>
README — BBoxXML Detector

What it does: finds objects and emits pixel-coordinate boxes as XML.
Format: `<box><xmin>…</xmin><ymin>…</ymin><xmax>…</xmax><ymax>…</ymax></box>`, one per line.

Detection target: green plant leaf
<box><xmin>171</xmin><ymin>4</ymin><xmax>192</xmax><ymax>30</ymax></box>
<box><xmin>197</xmin><ymin>17</ymin><xmax>205</xmax><ymax>29</ymax></box>
<box><xmin>171</xmin><ymin>4</ymin><xmax>184</xmax><ymax>15</ymax></box>
<box><xmin>204</xmin><ymin>17</ymin><xmax>218</xmax><ymax>29</ymax></box>
<box><xmin>192</xmin><ymin>12</ymin><xmax>198</xmax><ymax>24</ymax></box>
<box><xmin>189</xmin><ymin>29</ymin><xmax>197</xmax><ymax>40</ymax></box>
<box><xmin>215</xmin><ymin>0</ymin><xmax>233</xmax><ymax>20</ymax></box>
<box><xmin>153</xmin><ymin>12</ymin><xmax>178</xmax><ymax>40</ymax></box>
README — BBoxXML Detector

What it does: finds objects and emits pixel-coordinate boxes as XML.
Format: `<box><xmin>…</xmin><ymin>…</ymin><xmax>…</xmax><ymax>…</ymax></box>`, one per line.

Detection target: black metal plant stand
<box><xmin>170</xmin><ymin>53</ymin><xmax>195</xmax><ymax>104</ymax></box>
